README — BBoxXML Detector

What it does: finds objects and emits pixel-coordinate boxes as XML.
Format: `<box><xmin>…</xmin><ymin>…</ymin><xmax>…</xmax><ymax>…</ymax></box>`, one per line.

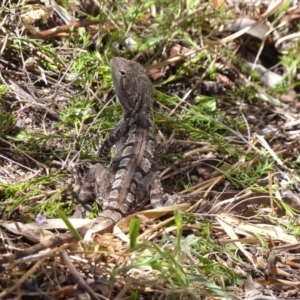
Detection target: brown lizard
<box><xmin>0</xmin><ymin>57</ymin><xmax>165</xmax><ymax>267</ymax></box>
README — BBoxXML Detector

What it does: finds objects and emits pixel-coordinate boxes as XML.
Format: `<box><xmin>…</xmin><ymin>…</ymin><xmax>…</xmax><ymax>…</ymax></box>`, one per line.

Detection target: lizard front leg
<box><xmin>98</xmin><ymin>118</ymin><xmax>130</xmax><ymax>158</ymax></box>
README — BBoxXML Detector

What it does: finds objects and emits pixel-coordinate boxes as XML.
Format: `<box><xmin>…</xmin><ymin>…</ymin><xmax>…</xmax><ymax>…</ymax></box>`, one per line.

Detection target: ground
<box><xmin>0</xmin><ymin>1</ymin><xmax>300</xmax><ymax>299</ymax></box>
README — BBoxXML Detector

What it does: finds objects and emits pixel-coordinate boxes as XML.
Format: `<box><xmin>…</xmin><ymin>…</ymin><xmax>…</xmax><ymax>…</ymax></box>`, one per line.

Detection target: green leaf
<box><xmin>129</xmin><ymin>218</ymin><xmax>140</xmax><ymax>249</ymax></box>
<box><xmin>56</xmin><ymin>209</ymin><xmax>82</xmax><ymax>240</ymax></box>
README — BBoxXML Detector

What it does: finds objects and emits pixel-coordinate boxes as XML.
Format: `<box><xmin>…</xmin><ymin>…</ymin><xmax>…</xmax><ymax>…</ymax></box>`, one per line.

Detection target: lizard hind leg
<box><xmin>75</xmin><ymin>163</ymin><xmax>110</xmax><ymax>206</ymax></box>
<box><xmin>135</xmin><ymin>172</ymin><xmax>165</xmax><ymax>209</ymax></box>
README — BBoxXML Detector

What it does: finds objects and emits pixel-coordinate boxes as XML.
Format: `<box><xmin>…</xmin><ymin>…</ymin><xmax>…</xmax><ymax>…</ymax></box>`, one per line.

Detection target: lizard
<box><xmin>72</xmin><ymin>56</ymin><xmax>165</xmax><ymax>231</ymax></box>
<box><xmin>0</xmin><ymin>57</ymin><xmax>166</xmax><ymax>268</ymax></box>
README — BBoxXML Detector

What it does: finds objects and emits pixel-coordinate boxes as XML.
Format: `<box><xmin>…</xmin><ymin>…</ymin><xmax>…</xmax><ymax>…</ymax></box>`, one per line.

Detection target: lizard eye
<box><xmin>119</xmin><ymin>70</ymin><xmax>126</xmax><ymax>77</ymax></box>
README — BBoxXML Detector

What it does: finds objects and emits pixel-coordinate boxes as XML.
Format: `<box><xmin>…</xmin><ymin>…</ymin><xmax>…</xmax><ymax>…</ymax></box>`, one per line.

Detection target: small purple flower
<box><xmin>35</xmin><ymin>213</ymin><xmax>47</xmax><ymax>225</ymax></box>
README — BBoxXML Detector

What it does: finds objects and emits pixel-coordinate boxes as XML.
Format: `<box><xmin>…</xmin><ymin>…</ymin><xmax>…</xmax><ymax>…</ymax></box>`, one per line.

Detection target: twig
<box><xmin>0</xmin><ymin>259</ymin><xmax>44</xmax><ymax>298</ymax></box>
<box><xmin>60</xmin><ymin>250</ymin><xmax>101</xmax><ymax>300</ymax></box>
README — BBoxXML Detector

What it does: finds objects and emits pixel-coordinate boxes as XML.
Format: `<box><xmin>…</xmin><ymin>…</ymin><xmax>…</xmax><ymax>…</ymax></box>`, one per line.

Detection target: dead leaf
<box><xmin>244</xmin><ymin>276</ymin><xmax>263</xmax><ymax>298</ymax></box>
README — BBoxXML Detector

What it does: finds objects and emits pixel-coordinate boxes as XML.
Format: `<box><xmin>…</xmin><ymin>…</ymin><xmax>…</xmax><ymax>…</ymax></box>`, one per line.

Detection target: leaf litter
<box><xmin>0</xmin><ymin>0</ymin><xmax>300</xmax><ymax>299</ymax></box>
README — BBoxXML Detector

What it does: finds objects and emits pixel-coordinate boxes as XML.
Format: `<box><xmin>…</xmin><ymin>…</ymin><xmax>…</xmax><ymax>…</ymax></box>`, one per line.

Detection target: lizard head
<box><xmin>110</xmin><ymin>57</ymin><xmax>153</xmax><ymax>116</ymax></box>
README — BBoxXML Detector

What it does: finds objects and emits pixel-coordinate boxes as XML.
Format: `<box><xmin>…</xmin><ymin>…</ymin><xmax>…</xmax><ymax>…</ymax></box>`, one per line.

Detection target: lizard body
<box><xmin>0</xmin><ymin>57</ymin><xmax>164</xmax><ymax>267</ymax></box>
<box><xmin>76</xmin><ymin>57</ymin><xmax>164</xmax><ymax>223</ymax></box>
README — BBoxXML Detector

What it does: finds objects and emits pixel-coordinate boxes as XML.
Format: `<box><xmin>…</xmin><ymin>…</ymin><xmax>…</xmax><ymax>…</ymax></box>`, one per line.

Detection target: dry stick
<box><xmin>6</xmin><ymin>242</ymin><xmax>77</xmax><ymax>267</ymax></box>
<box><xmin>0</xmin><ymin>259</ymin><xmax>44</xmax><ymax>298</ymax></box>
<box><xmin>160</xmin><ymin>161</ymin><xmax>213</xmax><ymax>182</ymax></box>
<box><xmin>60</xmin><ymin>250</ymin><xmax>102</xmax><ymax>300</ymax></box>
<box><xmin>256</xmin><ymin>134</ymin><xmax>292</xmax><ymax>173</ymax></box>
<box><xmin>265</xmin><ymin>242</ymin><xmax>300</xmax><ymax>279</ymax></box>
<box><xmin>245</xmin><ymin>296</ymin><xmax>296</xmax><ymax>300</ymax></box>
<box><xmin>268</xmin><ymin>171</ymin><xmax>274</xmax><ymax>214</ymax></box>
<box><xmin>114</xmin><ymin>277</ymin><xmax>134</xmax><ymax>300</ymax></box>
<box><xmin>0</xmin><ymin>136</ymin><xmax>48</xmax><ymax>170</ymax></box>
<box><xmin>29</xmin><ymin>19</ymin><xmax>102</xmax><ymax>39</ymax></box>
<box><xmin>167</xmin><ymin>88</ymin><xmax>193</xmax><ymax>117</ymax></box>
<box><xmin>137</xmin><ymin>198</ymin><xmax>203</xmax><ymax>242</ymax></box>
<box><xmin>0</xmin><ymin>234</ymin><xmax>80</xmax><ymax>270</ymax></box>
<box><xmin>0</xmin><ymin>153</ymin><xmax>40</xmax><ymax>177</ymax></box>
